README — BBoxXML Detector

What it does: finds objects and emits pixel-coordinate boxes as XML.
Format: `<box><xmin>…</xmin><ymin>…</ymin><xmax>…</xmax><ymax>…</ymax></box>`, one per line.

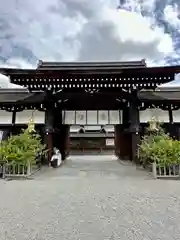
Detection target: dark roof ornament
<box><xmin>79</xmin><ymin>125</ymin><xmax>85</xmax><ymax>134</ymax></box>
<box><xmin>141</xmin><ymin>59</ymin><xmax>146</xmax><ymax>67</ymax></box>
<box><xmin>100</xmin><ymin>125</ymin><xmax>106</xmax><ymax>133</ymax></box>
<box><xmin>37</xmin><ymin>60</ymin><xmax>43</xmax><ymax>68</ymax></box>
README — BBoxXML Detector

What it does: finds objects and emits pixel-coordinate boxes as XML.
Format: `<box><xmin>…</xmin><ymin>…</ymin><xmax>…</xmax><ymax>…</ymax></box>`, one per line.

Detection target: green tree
<box><xmin>0</xmin><ymin>127</ymin><xmax>46</xmax><ymax>166</ymax></box>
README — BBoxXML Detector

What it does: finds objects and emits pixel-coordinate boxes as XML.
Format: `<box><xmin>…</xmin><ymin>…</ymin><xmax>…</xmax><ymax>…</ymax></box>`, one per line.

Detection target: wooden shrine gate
<box><xmin>0</xmin><ymin>60</ymin><xmax>180</xmax><ymax>163</ymax></box>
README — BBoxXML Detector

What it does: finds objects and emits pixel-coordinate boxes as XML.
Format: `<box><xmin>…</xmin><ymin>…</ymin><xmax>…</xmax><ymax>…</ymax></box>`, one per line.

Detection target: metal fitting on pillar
<box><xmin>44</xmin><ymin>127</ymin><xmax>54</xmax><ymax>135</ymax></box>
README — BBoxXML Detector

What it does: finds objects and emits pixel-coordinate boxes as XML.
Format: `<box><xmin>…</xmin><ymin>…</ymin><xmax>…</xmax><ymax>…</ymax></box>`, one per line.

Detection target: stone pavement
<box><xmin>0</xmin><ymin>155</ymin><xmax>180</xmax><ymax>239</ymax></box>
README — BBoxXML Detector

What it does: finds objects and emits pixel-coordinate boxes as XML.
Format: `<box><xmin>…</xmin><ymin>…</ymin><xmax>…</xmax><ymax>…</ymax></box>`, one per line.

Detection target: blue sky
<box><xmin>0</xmin><ymin>0</ymin><xmax>180</xmax><ymax>87</ymax></box>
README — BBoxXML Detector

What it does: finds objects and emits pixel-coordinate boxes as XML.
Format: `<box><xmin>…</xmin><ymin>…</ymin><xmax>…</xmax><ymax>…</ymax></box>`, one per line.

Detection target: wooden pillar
<box><xmin>114</xmin><ymin>107</ymin><xmax>132</xmax><ymax>160</ymax></box>
<box><xmin>44</xmin><ymin>108</ymin><xmax>54</xmax><ymax>163</ymax></box>
<box><xmin>168</xmin><ymin>109</ymin><xmax>180</xmax><ymax>140</ymax></box>
<box><xmin>129</xmin><ymin>98</ymin><xmax>140</xmax><ymax>163</ymax></box>
<box><xmin>64</xmin><ymin>125</ymin><xmax>70</xmax><ymax>158</ymax></box>
<box><xmin>11</xmin><ymin>108</ymin><xmax>16</xmax><ymax>135</ymax></box>
<box><xmin>114</xmin><ymin>124</ymin><xmax>121</xmax><ymax>157</ymax></box>
<box><xmin>12</xmin><ymin>109</ymin><xmax>16</xmax><ymax>126</ymax></box>
<box><xmin>59</xmin><ymin>124</ymin><xmax>70</xmax><ymax>161</ymax></box>
<box><xmin>54</xmin><ymin>109</ymin><xmax>69</xmax><ymax>161</ymax></box>
<box><xmin>120</xmin><ymin>107</ymin><xmax>132</xmax><ymax>160</ymax></box>
<box><xmin>168</xmin><ymin>109</ymin><xmax>176</xmax><ymax>138</ymax></box>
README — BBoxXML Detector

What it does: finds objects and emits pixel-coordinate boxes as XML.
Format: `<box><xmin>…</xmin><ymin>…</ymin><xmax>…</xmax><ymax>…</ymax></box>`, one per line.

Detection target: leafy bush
<box><xmin>0</xmin><ymin>127</ymin><xmax>46</xmax><ymax>166</ymax></box>
<box><xmin>139</xmin><ymin>121</ymin><xmax>180</xmax><ymax>167</ymax></box>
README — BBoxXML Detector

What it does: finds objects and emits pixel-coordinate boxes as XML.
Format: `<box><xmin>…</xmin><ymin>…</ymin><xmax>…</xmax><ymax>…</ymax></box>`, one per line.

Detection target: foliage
<box><xmin>139</xmin><ymin>121</ymin><xmax>180</xmax><ymax>167</ymax></box>
<box><xmin>0</xmin><ymin>127</ymin><xmax>46</xmax><ymax>165</ymax></box>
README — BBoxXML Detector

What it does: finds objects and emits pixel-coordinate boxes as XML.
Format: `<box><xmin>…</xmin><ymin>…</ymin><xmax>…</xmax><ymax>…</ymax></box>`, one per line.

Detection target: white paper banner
<box><xmin>64</xmin><ymin>110</ymin><xmax>122</xmax><ymax>125</ymax></box>
<box><xmin>98</xmin><ymin>110</ymin><xmax>109</xmax><ymax>125</ymax></box>
<box><xmin>76</xmin><ymin>111</ymin><xmax>86</xmax><ymax>124</ymax></box>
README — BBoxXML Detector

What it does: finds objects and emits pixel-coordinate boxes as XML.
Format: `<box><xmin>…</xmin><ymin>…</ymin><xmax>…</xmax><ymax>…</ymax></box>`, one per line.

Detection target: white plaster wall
<box><xmin>173</xmin><ymin>110</ymin><xmax>180</xmax><ymax>123</ymax></box>
<box><xmin>140</xmin><ymin>109</ymin><xmax>169</xmax><ymax>123</ymax></box>
<box><xmin>109</xmin><ymin>110</ymin><xmax>122</xmax><ymax>124</ymax></box>
<box><xmin>63</xmin><ymin>111</ymin><xmax>75</xmax><ymax>125</ymax></box>
<box><xmin>0</xmin><ymin>110</ymin><xmax>12</xmax><ymax>124</ymax></box>
<box><xmin>87</xmin><ymin>111</ymin><xmax>98</xmax><ymax>124</ymax></box>
<box><xmin>64</xmin><ymin>110</ymin><xmax>122</xmax><ymax>125</ymax></box>
<box><xmin>16</xmin><ymin>110</ymin><xmax>45</xmax><ymax>124</ymax></box>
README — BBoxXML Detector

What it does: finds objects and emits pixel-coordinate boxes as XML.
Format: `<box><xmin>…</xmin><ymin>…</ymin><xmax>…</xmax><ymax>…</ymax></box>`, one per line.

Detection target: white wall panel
<box><xmin>98</xmin><ymin>110</ymin><xmax>109</xmax><ymax>125</ymax></box>
<box><xmin>173</xmin><ymin>110</ymin><xmax>180</xmax><ymax>123</ymax></box>
<box><xmin>0</xmin><ymin>110</ymin><xmax>12</xmax><ymax>124</ymax></box>
<box><xmin>104</xmin><ymin>125</ymin><xmax>115</xmax><ymax>132</ymax></box>
<box><xmin>70</xmin><ymin>125</ymin><xmax>115</xmax><ymax>132</ymax></box>
<box><xmin>109</xmin><ymin>110</ymin><xmax>121</xmax><ymax>124</ymax></box>
<box><xmin>140</xmin><ymin>109</ymin><xmax>169</xmax><ymax>123</ymax></box>
<box><xmin>85</xmin><ymin>125</ymin><xmax>101</xmax><ymax>131</ymax></box>
<box><xmin>87</xmin><ymin>111</ymin><xmax>97</xmax><ymax>124</ymax></box>
<box><xmin>106</xmin><ymin>139</ymin><xmax>115</xmax><ymax>146</ymax></box>
<box><xmin>0</xmin><ymin>131</ymin><xmax>3</xmax><ymax>141</ymax></box>
<box><xmin>64</xmin><ymin>111</ymin><xmax>75</xmax><ymax>125</ymax></box>
<box><xmin>70</xmin><ymin>125</ymin><xmax>80</xmax><ymax>132</ymax></box>
<box><xmin>64</xmin><ymin>110</ymin><xmax>122</xmax><ymax>125</ymax></box>
<box><xmin>158</xmin><ymin>109</ymin><xmax>169</xmax><ymax>122</ymax></box>
<box><xmin>16</xmin><ymin>110</ymin><xmax>45</xmax><ymax>124</ymax></box>
<box><xmin>140</xmin><ymin>110</ymin><xmax>151</xmax><ymax>123</ymax></box>
<box><xmin>75</xmin><ymin>111</ymin><xmax>86</xmax><ymax>125</ymax></box>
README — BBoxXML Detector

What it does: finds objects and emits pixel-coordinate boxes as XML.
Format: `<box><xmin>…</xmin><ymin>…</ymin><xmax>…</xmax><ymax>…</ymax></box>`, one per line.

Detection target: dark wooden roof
<box><xmin>0</xmin><ymin>64</ymin><xmax>180</xmax><ymax>77</ymax></box>
<box><xmin>37</xmin><ymin>59</ymin><xmax>147</xmax><ymax>70</ymax></box>
<box><xmin>138</xmin><ymin>90</ymin><xmax>180</xmax><ymax>101</ymax></box>
<box><xmin>0</xmin><ymin>89</ymin><xmax>44</xmax><ymax>103</ymax></box>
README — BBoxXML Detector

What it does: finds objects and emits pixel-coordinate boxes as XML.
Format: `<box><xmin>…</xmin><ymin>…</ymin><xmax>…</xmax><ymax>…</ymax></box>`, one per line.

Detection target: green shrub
<box><xmin>139</xmin><ymin>121</ymin><xmax>180</xmax><ymax>167</ymax></box>
<box><xmin>0</xmin><ymin>127</ymin><xmax>46</xmax><ymax>165</ymax></box>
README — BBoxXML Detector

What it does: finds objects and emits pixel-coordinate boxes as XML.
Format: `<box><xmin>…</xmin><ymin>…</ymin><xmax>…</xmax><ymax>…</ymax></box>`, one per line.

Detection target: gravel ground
<box><xmin>0</xmin><ymin>155</ymin><xmax>180</xmax><ymax>240</ymax></box>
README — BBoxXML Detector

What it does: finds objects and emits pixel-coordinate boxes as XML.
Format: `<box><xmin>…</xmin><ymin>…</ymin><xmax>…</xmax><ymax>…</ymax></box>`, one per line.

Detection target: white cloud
<box><xmin>0</xmin><ymin>0</ymin><xmax>176</xmax><ymax>87</ymax></box>
<box><xmin>164</xmin><ymin>4</ymin><xmax>180</xmax><ymax>29</ymax></box>
<box><xmin>0</xmin><ymin>59</ymin><xmax>34</xmax><ymax>88</ymax></box>
<box><xmin>76</xmin><ymin>8</ymin><xmax>173</xmax><ymax>61</ymax></box>
<box><xmin>0</xmin><ymin>75</ymin><xmax>24</xmax><ymax>88</ymax></box>
<box><xmin>158</xmin><ymin>73</ymin><xmax>180</xmax><ymax>89</ymax></box>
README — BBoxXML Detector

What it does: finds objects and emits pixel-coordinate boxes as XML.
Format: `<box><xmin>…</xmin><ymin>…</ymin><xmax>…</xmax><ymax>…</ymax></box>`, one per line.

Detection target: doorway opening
<box><xmin>69</xmin><ymin>125</ymin><xmax>115</xmax><ymax>156</ymax></box>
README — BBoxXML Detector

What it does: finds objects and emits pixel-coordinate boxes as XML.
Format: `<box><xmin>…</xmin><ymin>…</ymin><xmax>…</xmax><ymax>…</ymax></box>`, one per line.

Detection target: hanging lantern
<box><xmin>27</xmin><ymin>117</ymin><xmax>35</xmax><ymax>133</ymax></box>
<box><xmin>149</xmin><ymin>116</ymin><xmax>158</xmax><ymax>131</ymax></box>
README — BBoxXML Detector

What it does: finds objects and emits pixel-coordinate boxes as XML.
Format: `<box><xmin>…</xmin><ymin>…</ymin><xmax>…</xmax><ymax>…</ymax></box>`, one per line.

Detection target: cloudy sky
<box><xmin>0</xmin><ymin>0</ymin><xmax>180</xmax><ymax>87</ymax></box>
